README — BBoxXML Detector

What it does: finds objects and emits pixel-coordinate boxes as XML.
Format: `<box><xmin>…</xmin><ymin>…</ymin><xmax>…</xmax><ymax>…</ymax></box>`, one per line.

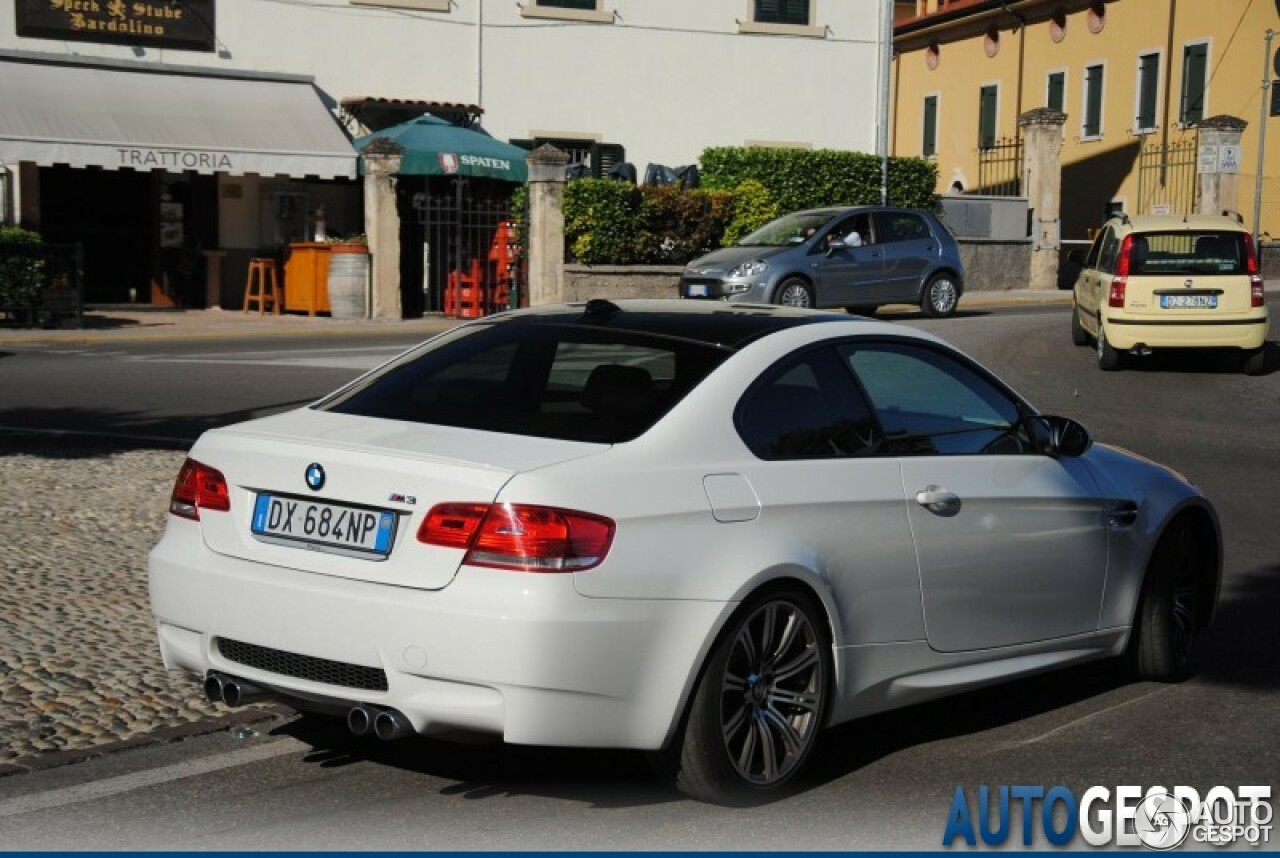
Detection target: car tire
<box><xmin>1097</xmin><ymin>323</ymin><xmax>1122</xmax><ymax>371</ymax></box>
<box><xmin>920</xmin><ymin>273</ymin><xmax>960</xmax><ymax>318</ymax></box>
<box><xmin>1241</xmin><ymin>346</ymin><xmax>1268</xmax><ymax>376</ymax></box>
<box><xmin>1070</xmin><ymin>304</ymin><xmax>1091</xmax><ymax>346</ymax></box>
<box><xmin>1125</xmin><ymin>520</ymin><xmax>1206</xmax><ymax>682</ymax></box>
<box><xmin>664</xmin><ymin>591</ymin><xmax>831</xmax><ymax>805</ymax></box>
<box><xmin>845</xmin><ymin>305</ymin><xmax>878</xmax><ymax>317</ymax></box>
<box><xmin>774</xmin><ymin>278</ymin><xmax>814</xmax><ymax>308</ymax></box>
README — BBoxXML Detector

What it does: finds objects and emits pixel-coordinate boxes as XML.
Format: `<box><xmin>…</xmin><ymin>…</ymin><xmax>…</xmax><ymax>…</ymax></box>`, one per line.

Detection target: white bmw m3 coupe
<box><xmin>149</xmin><ymin>299</ymin><xmax>1220</xmax><ymax>803</ymax></box>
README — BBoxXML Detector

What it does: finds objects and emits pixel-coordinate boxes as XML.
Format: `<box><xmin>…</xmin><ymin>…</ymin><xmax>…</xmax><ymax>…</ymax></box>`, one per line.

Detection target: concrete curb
<box><xmin>0</xmin><ymin>706</ymin><xmax>289</xmax><ymax>779</ymax></box>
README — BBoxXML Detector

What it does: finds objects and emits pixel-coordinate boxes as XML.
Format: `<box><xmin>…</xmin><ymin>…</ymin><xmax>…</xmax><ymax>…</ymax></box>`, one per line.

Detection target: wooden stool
<box><xmin>242</xmin><ymin>258</ymin><xmax>281</xmax><ymax>315</ymax></box>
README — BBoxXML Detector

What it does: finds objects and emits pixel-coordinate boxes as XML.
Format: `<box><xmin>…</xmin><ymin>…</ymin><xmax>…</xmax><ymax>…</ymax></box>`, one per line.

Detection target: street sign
<box><xmin>1198</xmin><ymin>145</ymin><xmax>1220</xmax><ymax>174</ymax></box>
<box><xmin>1219</xmin><ymin>144</ymin><xmax>1242</xmax><ymax>173</ymax></box>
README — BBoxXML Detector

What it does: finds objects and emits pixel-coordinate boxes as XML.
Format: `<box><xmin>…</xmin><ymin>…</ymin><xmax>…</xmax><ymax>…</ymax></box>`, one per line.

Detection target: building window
<box><xmin>978</xmin><ymin>84</ymin><xmax>998</xmax><ymax>150</ymax></box>
<box><xmin>1046</xmin><ymin>71</ymin><xmax>1066</xmax><ymax>112</ymax></box>
<box><xmin>737</xmin><ymin>0</ymin><xmax>823</xmax><ymax>37</ymax></box>
<box><xmin>922</xmin><ymin>95</ymin><xmax>938</xmax><ymax>158</ymax></box>
<box><xmin>1136</xmin><ymin>52</ymin><xmax>1160</xmax><ymax>133</ymax></box>
<box><xmin>754</xmin><ymin>0</ymin><xmax>810</xmax><ymax>26</ymax></box>
<box><xmin>1181</xmin><ymin>42</ymin><xmax>1209</xmax><ymax>125</ymax></box>
<box><xmin>1083</xmin><ymin>63</ymin><xmax>1104</xmax><ymax>138</ymax></box>
<box><xmin>520</xmin><ymin>0</ymin><xmax>612</xmax><ymax>23</ymax></box>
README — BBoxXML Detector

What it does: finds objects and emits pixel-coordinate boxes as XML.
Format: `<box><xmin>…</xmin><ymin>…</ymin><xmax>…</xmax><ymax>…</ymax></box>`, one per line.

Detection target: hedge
<box><xmin>700</xmin><ymin>147</ymin><xmax>938</xmax><ymax>212</ymax></box>
<box><xmin>0</xmin><ymin>226</ymin><xmax>45</xmax><ymax>311</ymax></box>
<box><xmin>564</xmin><ymin>180</ymin><xmax>733</xmax><ymax>265</ymax></box>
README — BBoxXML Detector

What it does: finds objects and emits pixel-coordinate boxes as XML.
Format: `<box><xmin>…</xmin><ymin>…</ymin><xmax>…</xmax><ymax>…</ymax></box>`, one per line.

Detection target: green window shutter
<box><xmin>755</xmin><ymin>0</ymin><xmax>809</xmax><ymax>26</ymax></box>
<box><xmin>1084</xmin><ymin>65</ymin><xmax>1104</xmax><ymax>137</ymax></box>
<box><xmin>923</xmin><ymin>96</ymin><xmax>938</xmax><ymax>157</ymax></box>
<box><xmin>1137</xmin><ymin>53</ymin><xmax>1159</xmax><ymax>130</ymax></box>
<box><xmin>1047</xmin><ymin>72</ymin><xmax>1065</xmax><ymax>112</ymax></box>
<box><xmin>1181</xmin><ymin>43</ymin><xmax>1207</xmax><ymax>124</ymax></box>
<box><xmin>979</xmin><ymin>85</ymin><xmax>997</xmax><ymax>149</ymax></box>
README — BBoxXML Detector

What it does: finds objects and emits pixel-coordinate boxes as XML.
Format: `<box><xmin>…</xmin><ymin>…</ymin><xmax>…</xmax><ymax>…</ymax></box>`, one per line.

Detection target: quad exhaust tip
<box><xmin>203</xmin><ymin>672</ymin><xmax>269</xmax><ymax>707</ymax></box>
<box><xmin>347</xmin><ymin>704</ymin><xmax>413</xmax><ymax>741</ymax></box>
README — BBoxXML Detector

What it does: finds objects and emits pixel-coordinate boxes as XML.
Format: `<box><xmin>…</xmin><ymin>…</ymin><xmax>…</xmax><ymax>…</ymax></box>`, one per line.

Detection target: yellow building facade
<box><xmin>893</xmin><ymin>0</ymin><xmax>1280</xmax><ymax>240</ymax></box>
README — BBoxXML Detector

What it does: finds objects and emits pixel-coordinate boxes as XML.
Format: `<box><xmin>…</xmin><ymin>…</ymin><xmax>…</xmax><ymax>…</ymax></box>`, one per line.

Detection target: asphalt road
<box><xmin>0</xmin><ymin>303</ymin><xmax>1277</xmax><ymax>850</ymax></box>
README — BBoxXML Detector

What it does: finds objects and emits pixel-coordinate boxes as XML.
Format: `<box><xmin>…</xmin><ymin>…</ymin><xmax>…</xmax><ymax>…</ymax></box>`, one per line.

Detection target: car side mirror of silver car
<box><xmin>1034</xmin><ymin>415</ymin><xmax>1093</xmax><ymax>458</ymax></box>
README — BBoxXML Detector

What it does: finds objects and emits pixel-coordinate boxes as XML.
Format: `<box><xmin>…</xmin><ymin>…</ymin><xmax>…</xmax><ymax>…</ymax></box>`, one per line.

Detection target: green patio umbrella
<box><xmin>354</xmin><ymin>114</ymin><xmax>528</xmax><ymax>182</ymax></box>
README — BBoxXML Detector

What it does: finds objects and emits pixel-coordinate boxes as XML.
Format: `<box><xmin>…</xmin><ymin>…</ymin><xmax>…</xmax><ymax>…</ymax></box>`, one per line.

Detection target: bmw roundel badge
<box><xmin>305</xmin><ymin>463</ymin><xmax>326</xmax><ymax>491</ymax></box>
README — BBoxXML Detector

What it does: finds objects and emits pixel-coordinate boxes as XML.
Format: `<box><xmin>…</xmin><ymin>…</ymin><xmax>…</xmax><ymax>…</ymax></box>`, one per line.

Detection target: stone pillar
<box><xmin>1019</xmin><ymin>108</ymin><xmax>1067</xmax><ymax>291</ymax></box>
<box><xmin>527</xmin><ymin>144</ymin><xmax>569</xmax><ymax>306</ymax></box>
<box><xmin>361</xmin><ymin>138</ymin><xmax>403</xmax><ymax>320</ymax></box>
<box><xmin>1195</xmin><ymin>115</ymin><xmax>1248</xmax><ymax>217</ymax></box>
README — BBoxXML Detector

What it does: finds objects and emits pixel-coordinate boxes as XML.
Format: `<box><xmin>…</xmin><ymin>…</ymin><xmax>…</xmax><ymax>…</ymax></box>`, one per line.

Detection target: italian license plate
<box><xmin>251</xmin><ymin>494</ymin><xmax>397</xmax><ymax>556</ymax></box>
<box><xmin>687</xmin><ymin>284</ymin><xmax>709</xmax><ymax>298</ymax></box>
<box><xmin>1160</xmin><ymin>294</ymin><xmax>1217</xmax><ymax>309</ymax></box>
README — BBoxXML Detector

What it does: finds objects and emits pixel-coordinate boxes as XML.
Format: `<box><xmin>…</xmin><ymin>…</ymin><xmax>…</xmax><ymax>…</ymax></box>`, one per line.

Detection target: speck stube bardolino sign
<box><xmin>16</xmin><ymin>0</ymin><xmax>216</xmax><ymax>53</ymax></box>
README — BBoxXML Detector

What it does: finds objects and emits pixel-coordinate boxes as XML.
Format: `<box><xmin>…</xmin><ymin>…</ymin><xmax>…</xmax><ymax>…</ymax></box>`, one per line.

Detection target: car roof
<box><xmin>1112</xmin><ymin>213</ymin><xmax>1247</xmax><ymax>232</ymax></box>
<box><xmin>480</xmin><ymin>299</ymin><xmax>851</xmax><ymax>350</ymax></box>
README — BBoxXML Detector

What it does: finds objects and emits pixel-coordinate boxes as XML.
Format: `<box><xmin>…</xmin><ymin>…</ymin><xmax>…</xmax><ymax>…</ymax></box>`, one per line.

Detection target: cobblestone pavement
<box><xmin>0</xmin><ymin>434</ymin><xmax>268</xmax><ymax>771</ymax></box>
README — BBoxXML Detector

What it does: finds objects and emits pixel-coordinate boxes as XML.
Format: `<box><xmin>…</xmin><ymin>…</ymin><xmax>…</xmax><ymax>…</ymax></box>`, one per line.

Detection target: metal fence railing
<box><xmin>977</xmin><ymin>137</ymin><xmax>1023</xmax><ymax>196</ymax></box>
<box><xmin>1136</xmin><ymin>134</ymin><xmax>1199</xmax><ymax>216</ymax></box>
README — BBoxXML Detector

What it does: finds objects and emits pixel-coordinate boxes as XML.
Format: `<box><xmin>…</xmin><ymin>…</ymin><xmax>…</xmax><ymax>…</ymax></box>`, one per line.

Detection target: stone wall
<box><xmin>563</xmin><ymin>265</ymin><xmax>685</xmax><ymax>302</ymax></box>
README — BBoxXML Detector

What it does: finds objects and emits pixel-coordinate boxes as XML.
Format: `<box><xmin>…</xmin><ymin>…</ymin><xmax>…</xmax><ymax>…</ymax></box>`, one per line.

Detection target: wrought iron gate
<box><xmin>1136</xmin><ymin>133</ymin><xmax>1199</xmax><ymax>215</ymax></box>
<box><xmin>977</xmin><ymin>137</ymin><xmax>1023</xmax><ymax>196</ymax></box>
<box><xmin>406</xmin><ymin>177</ymin><xmax>519</xmax><ymax>318</ymax></box>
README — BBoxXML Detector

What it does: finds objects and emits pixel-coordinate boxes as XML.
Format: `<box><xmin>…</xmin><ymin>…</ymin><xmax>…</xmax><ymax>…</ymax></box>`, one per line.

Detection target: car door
<box><xmin>839</xmin><ymin>339</ymin><xmax>1110</xmax><ymax>653</ymax></box>
<box><xmin>812</xmin><ymin>213</ymin><xmax>883</xmax><ymax>306</ymax></box>
<box><xmin>734</xmin><ymin>346</ymin><xmax>925</xmax><ymax>648</ymax></box>
<box><xmin>872</xmin><ymin>211</ymin><xmax>936</xmax><ymax>304</ymax></box>
<box><xmin>1075</xmin><ymin>227</ymin><xmax>1117</xmax><ymax>334</ymax></box>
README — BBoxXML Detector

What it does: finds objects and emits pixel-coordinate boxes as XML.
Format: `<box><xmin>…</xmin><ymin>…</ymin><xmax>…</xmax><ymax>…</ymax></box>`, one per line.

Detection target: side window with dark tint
<box><xmin>875</xmin><ymin>212</ymin><xmax>931</xmax><ymax>243</ymax></box>
<box><xmin>737</xmin><ymin>348</ymin><xmax>881</xmax><ymax>460</ymax></box>
<box><xmin>841</xmin><ymin>342</ymin><xmax>1032</xmax><ymax>456</ymax></box>
<box><xmin>1083</xmin><ymin>229</ymin><xmax>1105</xmax><ymax>268</ymax></box>
<box><xmin>1096</xmin><ymin>228</ymin><xmax>1120</xmax><ymax>274</ymax></box>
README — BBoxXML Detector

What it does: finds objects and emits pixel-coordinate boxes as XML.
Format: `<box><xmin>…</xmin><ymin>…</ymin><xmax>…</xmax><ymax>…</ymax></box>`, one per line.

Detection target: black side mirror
<box><xmin>1033</xmin><ymin>415</ymin><xmax>1093</xmax><ymax>458</ymax></box>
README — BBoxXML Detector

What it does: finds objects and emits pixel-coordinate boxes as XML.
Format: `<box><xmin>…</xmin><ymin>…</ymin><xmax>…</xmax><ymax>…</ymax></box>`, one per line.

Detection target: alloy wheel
<box><xmin>718</xmin><ymin>600</ymin><xmax>825</xmax><ymax>786</ymax></box>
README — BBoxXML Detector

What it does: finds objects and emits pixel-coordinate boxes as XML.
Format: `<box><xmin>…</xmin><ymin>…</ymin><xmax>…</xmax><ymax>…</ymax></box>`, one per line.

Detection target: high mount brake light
<box><xmin>169</xmin><ymin>458</ymin><xmax>231</xmax><ymax>520</ymax></box>
<box><xmin>1109</xmin><ymin>234</ymin><xmax>1133</xmax><ymax>309</ymax></box>
<box><xmin>418</xmin><ymin>502</ymin><xmax>615</xmax><ymax>572</ymax></box>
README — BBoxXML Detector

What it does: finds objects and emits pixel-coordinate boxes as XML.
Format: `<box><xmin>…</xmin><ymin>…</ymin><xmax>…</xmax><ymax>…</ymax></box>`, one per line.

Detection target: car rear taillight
<box><xmin>1109</xmin><ymin>234</ymin><xmax>1133</xmax><ymax>308</ymax></box>
<box><xmin>418</xmin><ymin>502</ymin><xmax>615</xmax><ymax>572</ymax></box>
<box><xmin>169</xmin><ymin>458</ymin><xmax>231</xmax><ymax>520</ymax></box>
<box><xmin>1244</xmin><ymin>232</ymin><xmax>1266</xmax><ymax>308</ymax></box>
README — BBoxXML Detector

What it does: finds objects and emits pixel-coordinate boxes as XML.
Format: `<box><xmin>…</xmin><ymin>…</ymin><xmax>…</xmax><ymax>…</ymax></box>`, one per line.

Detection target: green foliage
<box><xmin>636</xmin><ymin>186</ymin><xmax>734</xmax><ymax>265</ymax></box>
<box><xmin>700</xmin><ymin>147</ymin><xmax>938</xmax><ymax>212</ymax></box>
<box><xmin>0</xmin><ymin>227</ymin><xmax>46</xmax><ymax>311</ymax></box>
<box><xmin>722</xmin><ymin>180</ymin><xmax>779</xmax><ymax>247</ymax></box>
<box><xmin>564</xmin><ymin>180</ymin><xmax>732</xmax><ymax>265</ymax></box>
<box><xmin>565</xmin><ymin>180</ymin><xmax>642</xmax><ymax>265</ymax></box>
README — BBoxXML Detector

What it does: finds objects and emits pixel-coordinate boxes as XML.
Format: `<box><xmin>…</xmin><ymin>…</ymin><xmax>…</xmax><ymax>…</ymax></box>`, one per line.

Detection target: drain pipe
<box><xmin>1254</xmin><ymin>29</ymin><xmax>1274</xmax><ymax>245</ymax></box>
<box><xmin>878</xmin><ymin>0</ymin><xmax>894</xmax><ymax>205</ymax></box>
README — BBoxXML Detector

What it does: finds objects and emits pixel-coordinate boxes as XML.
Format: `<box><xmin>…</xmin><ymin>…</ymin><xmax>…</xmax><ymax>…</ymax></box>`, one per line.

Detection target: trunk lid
<box><xmin>187</xmin><ymin>408</ymin><xmax>606</xmax><ymax>590</ymax></box>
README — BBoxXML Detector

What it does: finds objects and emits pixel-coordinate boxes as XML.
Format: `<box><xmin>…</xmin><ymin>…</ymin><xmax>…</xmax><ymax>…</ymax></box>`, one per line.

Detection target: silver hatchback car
<box><xmin>678</xmin><ymin>206</ymin><xmax>966</xmax><ymax>317</ymax></box>
<box><xmin>680</xmin><ymin>206</ymin><xmax>962</xmax><ymax>317</ymax></box>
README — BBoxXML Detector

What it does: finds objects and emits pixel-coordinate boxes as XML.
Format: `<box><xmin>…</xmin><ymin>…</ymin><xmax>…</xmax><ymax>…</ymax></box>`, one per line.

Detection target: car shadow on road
<box><xmin>1110</xmin><ymin>340</ymin><xmax>1277</xmax><ymax>376</ymax></box>
<box><xmin>868</xmin><ymin>308</ymin><xmax>991</xmax><ymax>322</ymax></box>
<box><xmin>1193</xmin><ymin>563</ymin><xmax>1280</xmax><ymax>690</ymax></box>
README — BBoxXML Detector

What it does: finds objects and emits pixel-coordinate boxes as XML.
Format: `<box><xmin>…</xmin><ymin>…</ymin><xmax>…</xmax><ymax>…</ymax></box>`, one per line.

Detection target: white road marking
<box><xmin>0</xmin><ymin>737</ymin><xmax>308</xmax><ymax>819</ymax></box>
<box><xmin>997</xmin><ymin>685</ymin><xmax>1175</xmax><ymax>750</ymax></box>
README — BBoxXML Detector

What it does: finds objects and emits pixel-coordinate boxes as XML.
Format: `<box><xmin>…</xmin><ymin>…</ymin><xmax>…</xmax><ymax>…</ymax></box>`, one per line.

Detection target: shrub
<box><xmin>0</xmin><ymin>227</ymin><xmax>45</xmax><ymax>312</ymax></box>
<box><xmin>722</xmin><ymin>180</ymin><xmax>779</xmax><ymax>247</ymax></box>
<box><xmin>564</xmin><ymin>180</ymin><xmax>643</xmax><ymax>265</ymax></box>
<box><xmin>700</xmin><ymin>147</ymin><xmax>938</xmax><ymax>212</ymax></box>
<box><xmin>636</xmin><ymin>186</ymin><xmax>734</xmax><ymax>265</ymax></box>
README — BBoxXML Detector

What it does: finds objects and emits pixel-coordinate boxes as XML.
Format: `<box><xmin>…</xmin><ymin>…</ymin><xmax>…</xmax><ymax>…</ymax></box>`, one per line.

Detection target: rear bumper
<box><xmin>1103</xmin><ymin>313</ymin><xmax>1269</xmax><ymax>350</ymax></box>
<box><xmin>149</xmin><ymin>523</ymin><xmax>727</xmax><ymax>750</ymax></box>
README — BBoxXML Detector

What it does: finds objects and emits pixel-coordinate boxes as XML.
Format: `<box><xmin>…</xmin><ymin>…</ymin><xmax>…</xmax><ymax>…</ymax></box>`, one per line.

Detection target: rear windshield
<box><xmin>318</xmin><ymin>322</ymin><xmax>731</xmax><ymax>443</ymax></box>
<box><xmin>1130</xmin><ymin>231</ymin><xmax>1249</xmax><ymax>276</ymax></box>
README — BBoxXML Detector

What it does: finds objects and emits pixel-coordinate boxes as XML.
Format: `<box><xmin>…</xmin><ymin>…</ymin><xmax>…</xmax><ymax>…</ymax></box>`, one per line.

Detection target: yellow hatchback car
<box><xmin>1070</xmin><ymin>214</ymin><xmax>1269</xmax><ymax>373</ymax></box>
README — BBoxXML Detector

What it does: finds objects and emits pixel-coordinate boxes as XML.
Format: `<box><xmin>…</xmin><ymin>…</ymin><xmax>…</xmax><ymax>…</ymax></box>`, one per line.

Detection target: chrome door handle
<box><xmin>915</xmin><ymin>485</ymin><xmax>961</xmax><ymax>516</ymax></box>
